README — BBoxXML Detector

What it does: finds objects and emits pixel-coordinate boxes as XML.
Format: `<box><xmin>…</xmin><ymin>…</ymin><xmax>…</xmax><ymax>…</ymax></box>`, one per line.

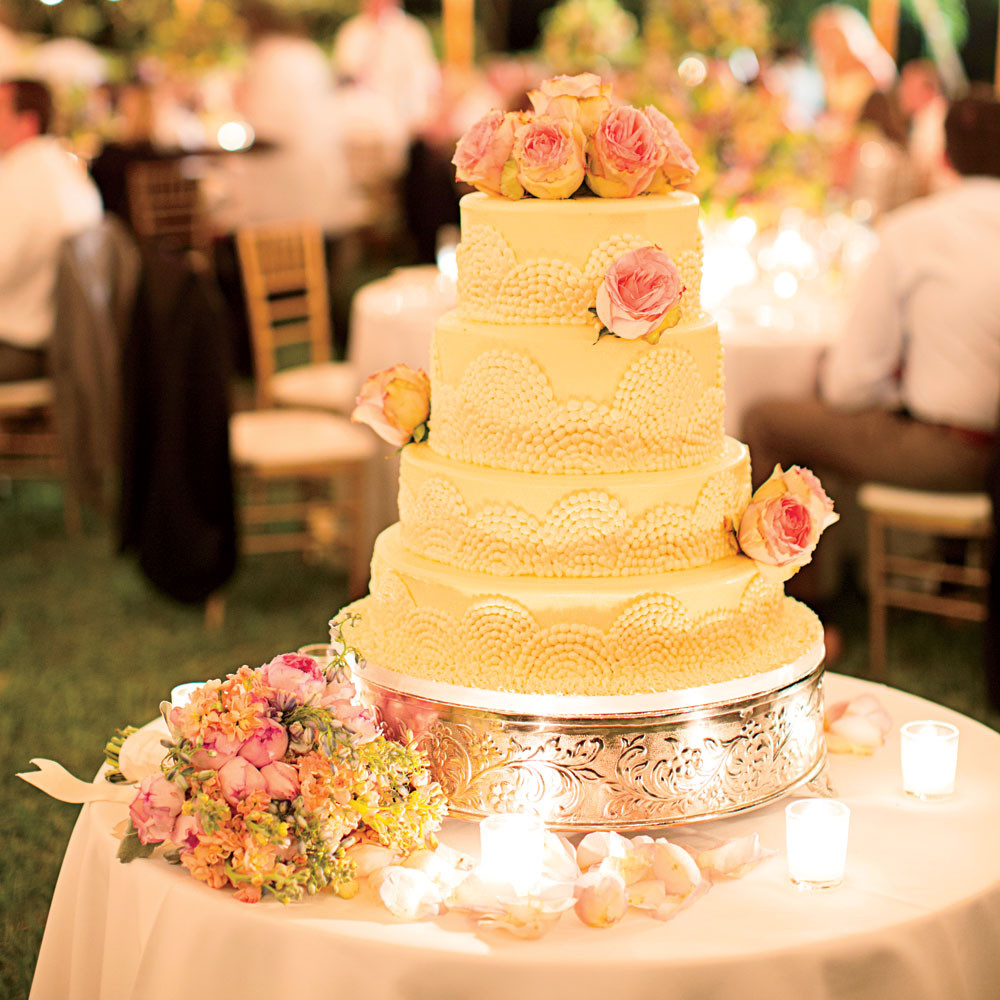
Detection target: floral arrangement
<box><xmin>539</xmin><ymin>0</ymin><xmax>640</xmax><ymax>75</ymax></box>
<box><xmin>734</xmin><ymin>465</ymin><xmax>839</xmax><ymax>582</ymax></box>
<box><xmin>106</xmin><ymin>629</ymin><xmax>447</xmax><ymax>903</ymax></box>
<box><xmin>453</xmin><ymin>73</ymin><xmax>699</xmax><ymax>202</ymax></box>
<box><xmin>351</xmin><ymin>364</ymin><xmax>431</xmax><ymax>448</ymax></box>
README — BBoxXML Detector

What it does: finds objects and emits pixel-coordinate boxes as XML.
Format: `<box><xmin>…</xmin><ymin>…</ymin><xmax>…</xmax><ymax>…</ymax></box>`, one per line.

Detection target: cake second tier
<box><xmin>340</xmin><ymin>525</ymin><xmax>823</xmax><ymax>697</ymax></box>
<box><xmin>398</xmin><ymin>438</ymin><xmax>751</xmax><ymax>577</ymax></box>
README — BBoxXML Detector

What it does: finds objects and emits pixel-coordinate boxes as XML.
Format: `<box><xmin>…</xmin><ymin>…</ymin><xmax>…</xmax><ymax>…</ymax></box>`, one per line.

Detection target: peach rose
<box><xmin>643</xmin><ymin>105</ymin><xmax>699</xmax><ymax>190</ymax></box>
<box><xmin>452</xmin><ymin>110</ymin><xmax>517</xmax><ymax>197</ymax></box>
<box><xmin>594</xmin><ymin>247</ymin><xmax>685</xmax><ymax>342</ymax></box>
<box><xmin>585</xmin><ymin>106</ymin><xmax>665</xmax><ymax>198</ymax></box>
<box><xmin>736</xmin><ymin>465</ymin><xmax>839</xmax><ymax>581</ymax></box>
<box><xmin>528</xmin><ymin>73</ymin><xmax>613</xmax><ymax>136</ymax></box>
<box><xmin>351</xmin><ymin>364</ymin><xmax>430</xmax><ymax>448</ymax></box>
<box><xmin>512</xmin><ymin>116</ymin><xmax>586</xmax><ymax>200</ymax></box>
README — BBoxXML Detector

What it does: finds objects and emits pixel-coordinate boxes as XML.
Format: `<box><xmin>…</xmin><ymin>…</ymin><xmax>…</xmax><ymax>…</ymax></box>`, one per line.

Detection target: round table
<box><xmin>348</xmin><ymin>265</ymin><xmax>456</xmax><ymax>548</ymax></box>
<box><xmin>29</xmin><ymin>674</ymin><xmax>1000</xmax><ymax>1000</ymax></box>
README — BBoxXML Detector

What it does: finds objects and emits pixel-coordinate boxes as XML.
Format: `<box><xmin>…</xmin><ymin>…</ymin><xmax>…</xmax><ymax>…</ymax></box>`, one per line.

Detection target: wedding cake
<box><xmin>340</xmin><ymin>76</ymin><xmax>832</xmax><ymax>702</ymax></box>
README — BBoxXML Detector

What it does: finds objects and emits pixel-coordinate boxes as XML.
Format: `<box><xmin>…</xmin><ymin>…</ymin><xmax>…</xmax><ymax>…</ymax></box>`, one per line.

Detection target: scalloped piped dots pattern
<box><xmin>340</xmin><ymin>571</ymin><xmax>823</xmax><ymax>697</ymax></box>
<box><xmin>398</xmin><ymin>466</ymin><xmax>748</xmax><ymax>577</ymax></box>
<box><xmin>456</xmin><ymin>225</ymin><xmax>703</xmax><ymax>324</ymax></box>
<box><xmin>430</xmin><ymin>346</ymin><xmax>725</xmax><ymax>473</ymax></box>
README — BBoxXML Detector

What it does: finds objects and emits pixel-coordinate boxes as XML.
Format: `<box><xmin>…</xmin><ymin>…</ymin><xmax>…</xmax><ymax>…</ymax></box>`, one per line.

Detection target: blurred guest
<box><xmin>899</xmin><ymin>59</ymin><xmax>949</xmax><ymax>194</ymax></box>
<box><xmin>809</xmin><ymin>4</ymin><xmax>897</xmax><ymax>129</ymax></box>
<box><xmin>89</xmin><ymin>81</ymin><xmax>165</xmax><ymax>227</ymax></box>
<box><xmin>847</xmin><ymin>87</ymin><xmax>918</xmax><ymax>215</ymax></box>
<box><xmin>333</xmin><ymin>0</ymin><xmax>441</xmax><ymax>138</ymax></box>
<box><xmin>743</xmin><ymin>96</ymin><xmax>1000</xmax><ymax>595</ymax></box>
<box><xmin>0</xmin><ymin>78</ymin><xmax>102</xmax><ymax>382</ymax></box>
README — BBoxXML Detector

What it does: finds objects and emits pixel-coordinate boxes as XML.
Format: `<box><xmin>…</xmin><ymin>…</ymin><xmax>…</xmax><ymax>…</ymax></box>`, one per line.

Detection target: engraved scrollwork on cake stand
<box><xmin>357</xmin><ymin>648</ymin><xmax>828</xmax><ymax>831</ymax></box>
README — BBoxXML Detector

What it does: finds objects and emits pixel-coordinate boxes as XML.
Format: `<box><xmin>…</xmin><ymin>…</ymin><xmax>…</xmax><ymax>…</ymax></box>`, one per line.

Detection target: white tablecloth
<box><xmin>719</xmin><ymin>292</ymin><xmax>845</xmax><ymax>438</ymax></box>
<box><xmin>30</xmin><ymin>674</ymin><xmax>1000</xmax><ymax>1000</ymax></box>
<box><xmin>348</xmin><ymin>265</ymin><xmax>456</xmax><ymax>547</ymax></box>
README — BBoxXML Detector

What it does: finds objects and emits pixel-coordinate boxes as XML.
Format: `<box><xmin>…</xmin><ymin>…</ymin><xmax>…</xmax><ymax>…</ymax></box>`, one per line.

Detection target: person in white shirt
<box><xmin>742</xmin><ymin>95</ymin><xmax>1000</xmax><ymax>615</ymax></box>
<box><xmin>0</xmin><ymin>78</ymin><xmax>103</xmax><ymax>382</ymax></box>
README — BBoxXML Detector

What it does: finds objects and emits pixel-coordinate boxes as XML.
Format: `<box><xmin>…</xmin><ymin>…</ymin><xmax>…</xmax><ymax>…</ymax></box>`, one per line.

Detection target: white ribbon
<box><xmin>17</xmin><ymin>758</ymin><xmax>136</xmax><ymax>805</ymax></box>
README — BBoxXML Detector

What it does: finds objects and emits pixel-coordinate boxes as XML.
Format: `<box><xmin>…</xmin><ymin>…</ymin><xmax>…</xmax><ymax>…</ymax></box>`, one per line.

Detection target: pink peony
<box><xmin>129</xmin><ymin>774</ymin><xmax>185</xmax><ymax>845</ymax></box>
<box><xmin>260</xmin><ymin>761</ymin><xmax>300</xmax><ymax>800</ymax></box>
<box><xmin>260</xmin><ymin>652</ymin><xmax>328</xmax><ymax>705</ymax></box>
<box><xmin>595</xmin><ymin>247</ymin><xmax>685</xmax><ymax>342</ymax></box>
<box><xmin>512</xmin><ymin>116</ymin><xmax>586</xmax><ymax>200</ymax></box>
<box><xmin>351</xmin><ymin>364</ymin><xmax>431</xmax><ymax>449</ymax></box>
<box><xmin>528</xmin><ymin>73</ymin><xmax>612</xmax><ymax>136</ymax></box>
<box><xmin>585</xmin><ymin>106</ymin><xmax>665</xmax><ymax>198</ymax></box>
<box><xmin>189</xmin><ymin>728</ymin><xmax>243</xmax><ymax>771</ymax></box>
<box><xmin>643</xmin><ymin>105</ymin><xmax>699</xmax><ymax>190</ymax></box>
<box><xmin>452</xmin><ymin>110</ymin><xmax>517</xmax><ymax>196</ymax></box>
<box><xmin>217</xmin><ymin>756</ymin><xmax>268</xmax><ymax>808</ymax></box>
<box><xmin>238</xmin><ymin>717</ymin><xmax>289</xmax><ymax>768</ymax></box>
<box><xmin>736</xmin><ymin>465</ymin><xmax>839</xmax><ymax>581</ymax></box>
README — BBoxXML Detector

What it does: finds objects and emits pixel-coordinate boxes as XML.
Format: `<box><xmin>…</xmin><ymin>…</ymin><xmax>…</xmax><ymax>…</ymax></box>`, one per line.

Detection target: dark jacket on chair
<box><xmin>119</xmin><ymin>246</ymin><xmax>237</xmax><ymax>603</ymax></box>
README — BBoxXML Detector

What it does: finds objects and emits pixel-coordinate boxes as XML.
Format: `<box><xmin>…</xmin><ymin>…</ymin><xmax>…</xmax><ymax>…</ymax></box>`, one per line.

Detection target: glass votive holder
<box><xmin>296</xmin><ymin>643</ymin><xmax>335</xmax><ymax>667</ymax></box>
<box><xmin>900</xmin><ymin>720</ymin><xmax>959</xmax><ymax>800</ymax></box>
<box><xmin>478</xmin><ymin>813</ymin><xmax>545</xmax><ymax>894</ymax></box>
<box><xmin>170</xmin><ymin>682</ymin><xmax>203</xmax><ymax>709</ymax></box>
<box><xmin>785</xmin><ymin>799</ymin><xmax>850</xmax><ymax>890</ymax></box>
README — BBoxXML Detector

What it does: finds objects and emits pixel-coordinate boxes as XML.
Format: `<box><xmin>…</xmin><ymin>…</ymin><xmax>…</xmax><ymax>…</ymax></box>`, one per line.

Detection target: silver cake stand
<box><xmin>354</xmin><ymin>644</ymin><xmax>828</xmax><ymax>831</ymax></box>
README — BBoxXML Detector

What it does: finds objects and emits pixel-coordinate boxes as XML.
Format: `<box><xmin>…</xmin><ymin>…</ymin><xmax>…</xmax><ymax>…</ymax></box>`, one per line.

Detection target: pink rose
<box><xmin>217</xmin><ymin>756</ymin><xmax>268</xmax><ymax>808</ymax></box>
<box><xmin>351</xmin><ymin>364</ymin><xmax>431</xmax><ymax>449</ymax></box>
<box><xmin>528</xmin><ymin>73</ymin><xmax>612</xmax><ymax>136</ymax></box>
<box><xmin>170</xmin><ymin>812</ymin><xmax>203</xmax><ymax>851</ymax></box>
<box><xmin>586</xmin><ymin>106</ymin><xmax>665</xmax><ymax>198</ymax></box>
<box><xmin>452</xmin><ymin>110</ymin><xmax>517</xmax><ymax>197</ymax></box>
<box><xmin>260</xmin><ymin>761</ymin><xmax>300</xmax><ymax>800</ymax></box>
<box><xmin>238</xmin><ymin>717</ymin><xmax>289</xmax><ymax>768</ymax></box>
<box><xmin>512</xmin><ymin>117</ymin><xmax>586</xmax><ymax>200</ymax></box>
<box><xmin>189</xmin><ymin>728</ymin><xmax>243</xmax><ymax>771</ymax></box>
<box><xmin>736</xmin><ymin>465</ymin><xmax>839</xmax><ymax>581</ymax></box>
<box><xmin>643</xmin><ymin>105</ymin><xmax>699</xmax><ymax>190</ymax></box>
<box><xmin>129</xmin><ymin>774</ymin><xmax>185</xmax><ymax>845</ymax></box>
<box><xmin>260</xmin><ymin>652</ymin><xmax>328</xmax><ymax>705</ymax></box>
<box><xmin>595</xmin><ymin>247</ymin><xmax>685</xmax><ymax>342</ymax></box>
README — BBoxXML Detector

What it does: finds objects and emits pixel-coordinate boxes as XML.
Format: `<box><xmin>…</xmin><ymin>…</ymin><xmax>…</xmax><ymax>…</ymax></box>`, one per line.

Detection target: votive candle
<box><xmin>170</xmin><ymin>682</ymin><xmax>202</xmax><ymax>709</ymax></box>
<box><xmin>478</xmin><ymin>813</ymin><xmax>545</xmax><ymax>893</ymax></box>
<box><xmin>785</xmin><ymin>799</ymin><xmax>850</xmax><ymax>889</ymax></box>
<box><xmin>900</xmin><ymin>720</ymin><xmax>959</xmax><ymax>800</ymax></box>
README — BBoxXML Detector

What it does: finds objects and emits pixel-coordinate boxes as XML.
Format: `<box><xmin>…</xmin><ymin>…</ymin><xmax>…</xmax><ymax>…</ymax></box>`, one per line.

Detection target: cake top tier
<box><xmin>452</xmin><ymin>72</ymin><xmax>699</xmax><ymax>202</ymax></box>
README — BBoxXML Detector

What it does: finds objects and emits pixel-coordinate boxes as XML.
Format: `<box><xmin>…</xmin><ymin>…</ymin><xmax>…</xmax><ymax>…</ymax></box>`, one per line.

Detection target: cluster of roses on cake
<box><xmin>453</xmin><ymin>73</ymin><xmax>699</xmax><ymax>201</ymax></box>
<box><xmin>121</xmin><ymin>644</ymin><xmax>447</xmax><ymax>903</ymax></box>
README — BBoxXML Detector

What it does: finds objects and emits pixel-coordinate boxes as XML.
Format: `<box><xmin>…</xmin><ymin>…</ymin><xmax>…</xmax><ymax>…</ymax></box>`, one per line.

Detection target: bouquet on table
<box><xmin>25</xmin><ymin>623</ymin><xmax>448</xmax><ymax>905</ymax></box>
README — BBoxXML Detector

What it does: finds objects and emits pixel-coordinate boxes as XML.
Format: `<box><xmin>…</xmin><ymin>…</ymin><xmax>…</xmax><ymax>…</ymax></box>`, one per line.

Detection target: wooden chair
<box><xmin>859</xmin><ymin>484</ymin><xmax>993</xmax><ymax>679</ymax></box>
<box><xmin>236</xmin><ymin>221</ymin><xmax>357</xmax><ymax>414</ymax></box>
<box><xmin>230</xmin><ymin>408</ymin><xmax>376</xmax><ymax>598</ymax></box>
<box><xmin>126</xmin><ymin>160</ymin><xmax>213</xmax><ymax>265</ymax></box>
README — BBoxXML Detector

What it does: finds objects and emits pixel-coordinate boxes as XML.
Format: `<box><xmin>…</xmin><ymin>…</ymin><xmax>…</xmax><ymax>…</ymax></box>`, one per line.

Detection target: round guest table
<box><xmin>29</xmin><ymin>674</ymin><xmax>1000</xmax><ymax>1000</ymax></box>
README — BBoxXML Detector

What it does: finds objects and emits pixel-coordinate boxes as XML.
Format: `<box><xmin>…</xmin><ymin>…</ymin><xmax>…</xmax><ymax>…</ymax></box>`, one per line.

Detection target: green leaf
<box><xmin>499</xmin><ymin>159</ymin><xmax>524</xmax><ymax>201</ymax></box>
<box><xmin>117</xmin><ymin>822</ymin><xmax>155</xmax><ymax>864</ymax></box>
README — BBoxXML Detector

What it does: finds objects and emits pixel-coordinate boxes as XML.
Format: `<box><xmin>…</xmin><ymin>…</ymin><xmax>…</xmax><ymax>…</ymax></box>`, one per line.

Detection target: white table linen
<box><xmin>348</xmin><ymin>265</ymin><xmax>456</xmax><ymax>549</ymax></box>
<box><xmin>30</xmin><ymin>674</ymin><xmax>1000</xmax><ymax>1000</ymax></box>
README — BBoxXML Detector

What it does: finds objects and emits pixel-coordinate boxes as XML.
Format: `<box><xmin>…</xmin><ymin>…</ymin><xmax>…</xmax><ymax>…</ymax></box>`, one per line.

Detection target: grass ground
<box><xmin>0</xmin><ymin>482</ymin><xmax>995</xmax><ymax>999</ymax></box>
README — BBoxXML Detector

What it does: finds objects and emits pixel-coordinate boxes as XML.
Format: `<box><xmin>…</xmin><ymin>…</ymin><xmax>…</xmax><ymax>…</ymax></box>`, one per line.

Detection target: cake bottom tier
<box><xmin>339</xmin><ymin>525</ymin><xmax>824</xmax><ymax>696</ymax></box>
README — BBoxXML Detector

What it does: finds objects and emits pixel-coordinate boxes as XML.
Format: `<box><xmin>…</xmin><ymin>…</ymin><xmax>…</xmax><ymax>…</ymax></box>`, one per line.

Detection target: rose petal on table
<box><xmin>597</xmin><ymin>850</ymin><xmax>651</xmax><ymax>886</ymax></box>
<box><xmin>574</xmin><ymin>869</ymin><xmax>628</xmax><ymax>928</ymax></box>
<box><xmin>376</xmin><ymin>866</ymin><xmax>442</xmax><ymax>920</ymax></box>
<box><xmin>576</xmin><ymin>830</ymin><xmax>632</xmax><ymax>870</ymax></box>
<box><xmin>402</xmin><ymin>848</ymin><xmax>466</xmax><ymax>892</ymax></box>
<box><xmin>651</xmin><ymin>879</ymin><xmax>710</xmax><ymax>922</ymax></box>
<box><xmin>118</xmin><ymin>729</ymin><xmax>169</xmax><ymax>783</ymax></box>
<box><xmin>541</xmin><ymin>831</ymin><xmax>581</xmax><ymax>882</ymax></box>
<box><xmin>346</xmin><ymin>843</ymin><xmax>401</xmax><ymax>878</ymax></box>
<box><xmin>694</xmin><ymin>833</ymin><xmax>772</xmax><ymax>880</ymax></box>
<box><xmin>825</xmin><ymin>694</ymin><xmax>892</xmax><ymax>754</ymax></box>
<box><xmin>627</xmin><ymin>879</ymin><xmax>669</xmax><ymax>910</ymax></box>
<box><xmin>651</xmin><ymin>839</ymin><xmax>703</xmax><ymax>895</ymax></box>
